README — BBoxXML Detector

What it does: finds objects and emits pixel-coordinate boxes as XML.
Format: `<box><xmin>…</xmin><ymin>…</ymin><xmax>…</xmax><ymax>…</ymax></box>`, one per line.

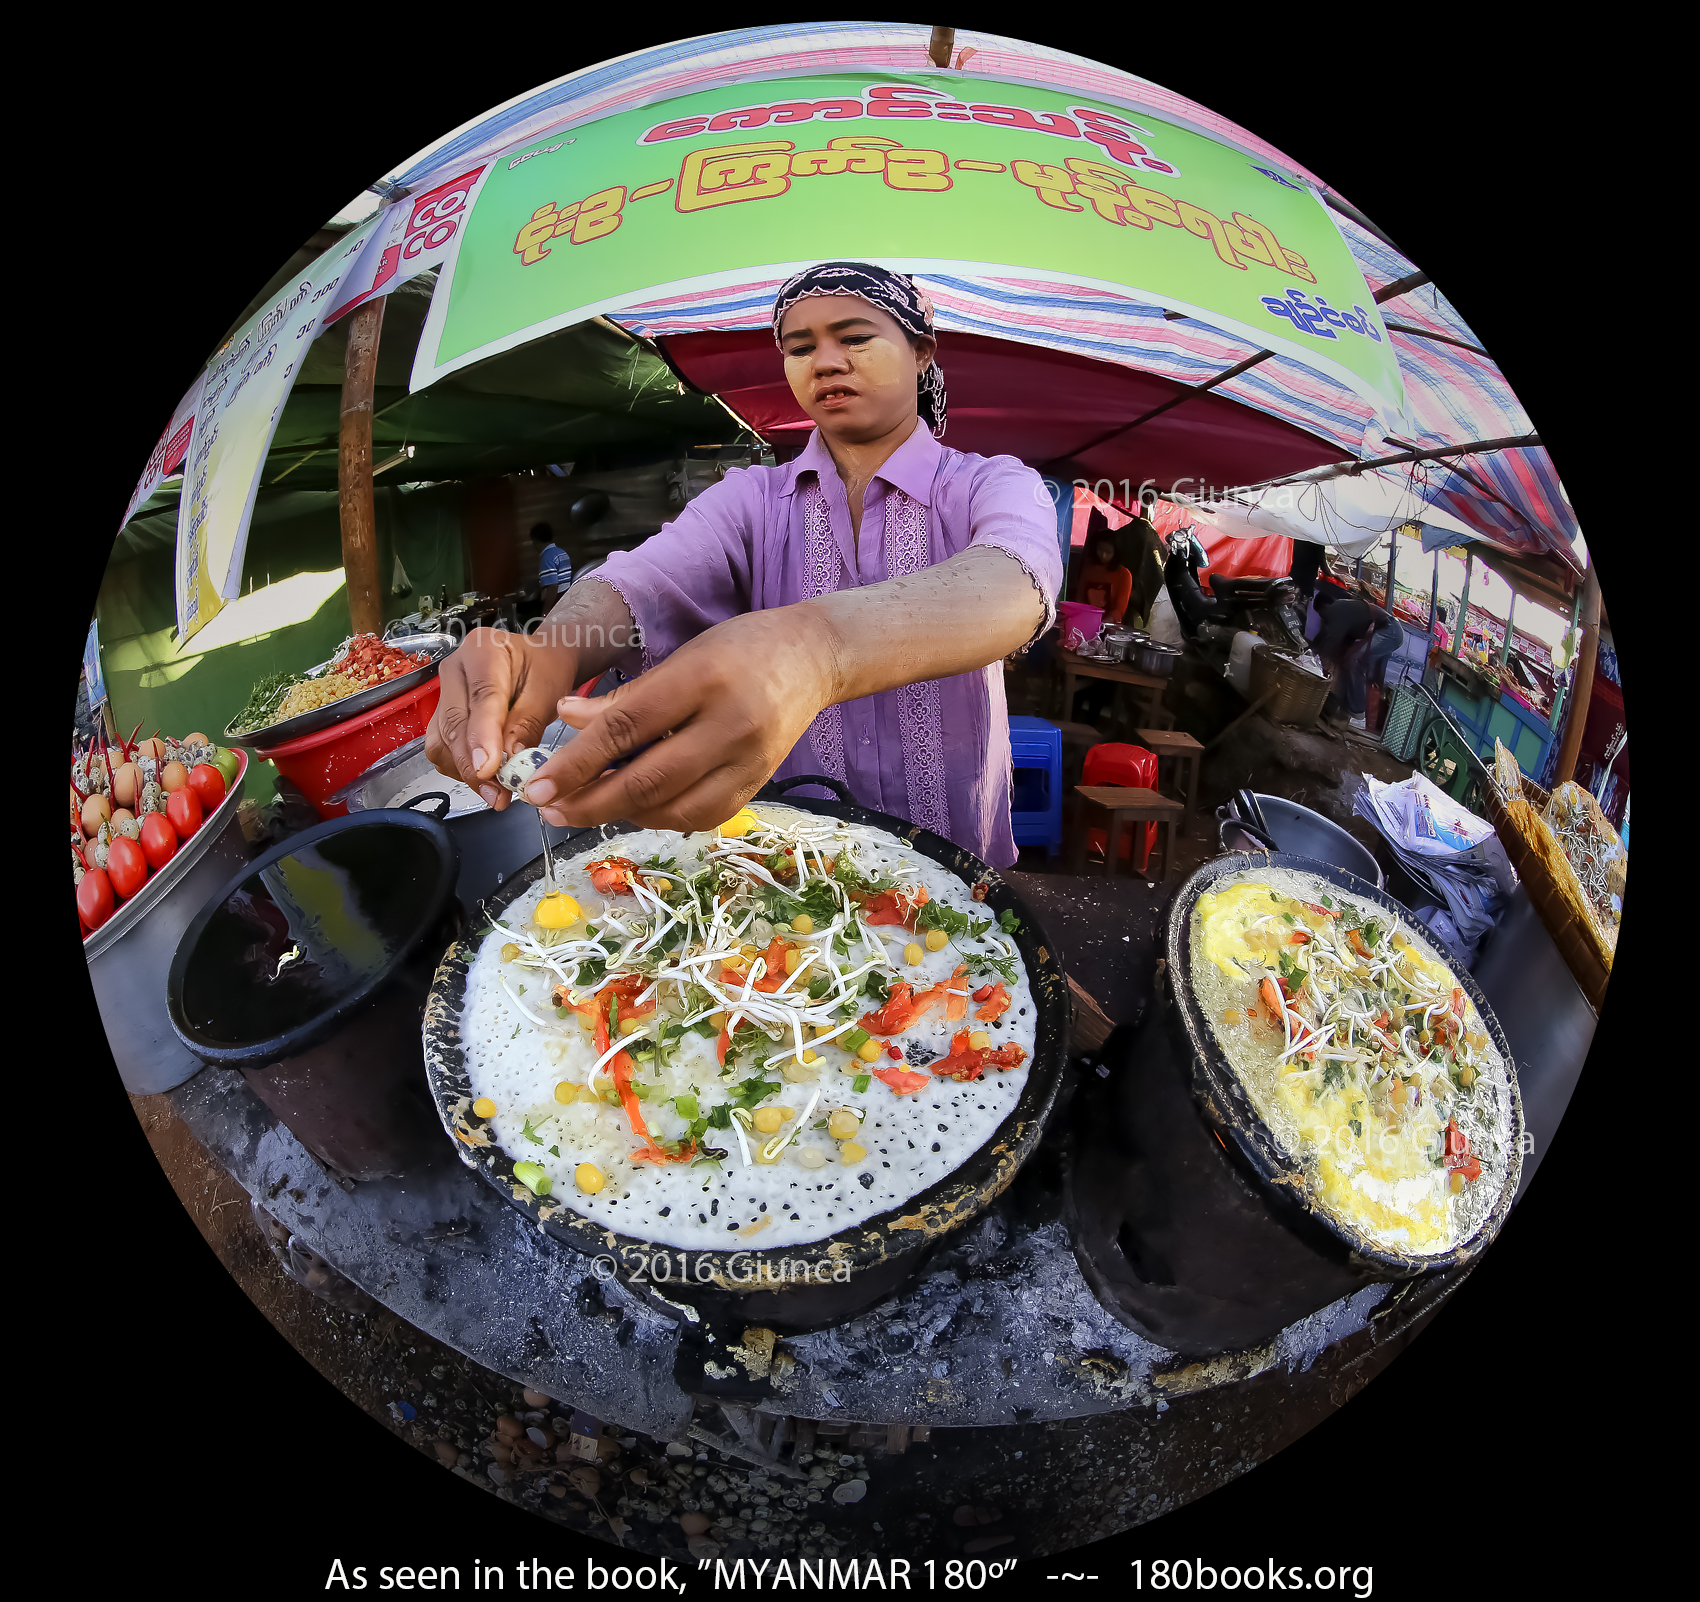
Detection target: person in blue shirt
<box><xmin>532</xmin><ymin>522</ymin><xmax>573</xmax><ymax>609</ymax></box>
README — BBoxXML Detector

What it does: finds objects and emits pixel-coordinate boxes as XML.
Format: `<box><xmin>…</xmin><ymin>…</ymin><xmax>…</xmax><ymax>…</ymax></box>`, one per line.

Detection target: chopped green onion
<box><xmin>852</xmin><ymin>1073</ymin><xmax>872</xmax><ymax>1093</ymax></box>
<box><xmin>512</xmin><ymin>1162</ymin><xmax>551</xmax><ymax>1196</ymax></box>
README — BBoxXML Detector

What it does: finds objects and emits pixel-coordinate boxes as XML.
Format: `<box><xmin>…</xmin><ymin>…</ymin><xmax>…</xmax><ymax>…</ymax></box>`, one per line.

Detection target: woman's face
<box><xmin>779</xmin><ymin>294</ymin><xmax>935</xmax><ymax>444</ymax></box>
<box><xmin>1091</xmin><ymin>537</ymin><xmax>1117</xmax><ymax>567</ymax></box>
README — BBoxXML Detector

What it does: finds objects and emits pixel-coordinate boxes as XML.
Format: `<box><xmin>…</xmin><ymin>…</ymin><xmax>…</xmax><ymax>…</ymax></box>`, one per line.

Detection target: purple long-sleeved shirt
<box><xmin>592</xmin><ymin>423</ymin><xmax>1060</xmax><ymax>868</ymax></box>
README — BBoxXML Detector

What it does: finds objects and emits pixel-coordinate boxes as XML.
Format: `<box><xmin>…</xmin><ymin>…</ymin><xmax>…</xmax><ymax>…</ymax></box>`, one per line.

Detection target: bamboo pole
<box><xmin>1553</xmin><ymin>561</ymin><xmax>1601</xmax><ymax>785</ymax></box>
<box><xmin>928</xmin><ymin>26</ymin><xmax>955</xmax><ymax>67</ymax></box>
<box><xmin>1499</xmin><ymin>585</ymin><xmax>1517</xmax><ymax>668</ymax></box>
<box><xmin>339</xmin><ymin>298</ymin><xmax>387</xmax><ymax>637</ymax></box>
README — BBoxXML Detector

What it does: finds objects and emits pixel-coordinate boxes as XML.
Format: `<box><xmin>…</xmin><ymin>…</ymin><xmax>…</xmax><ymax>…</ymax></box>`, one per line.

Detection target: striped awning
<box><xmin>386</xmin><ymin>25</ymin><xmax>1578</xmax><ymax>563</ymax></box>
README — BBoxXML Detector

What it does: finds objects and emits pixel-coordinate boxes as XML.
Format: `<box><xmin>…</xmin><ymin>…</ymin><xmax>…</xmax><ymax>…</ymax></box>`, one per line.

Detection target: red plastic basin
<box><xmin>256</xmin><ymin>678</ymin><xmax>442</xmax><ymax>819</ymax></box>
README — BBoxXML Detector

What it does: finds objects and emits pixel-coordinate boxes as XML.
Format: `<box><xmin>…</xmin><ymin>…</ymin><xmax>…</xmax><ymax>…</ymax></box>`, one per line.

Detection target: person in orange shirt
<box><xmin>1069</xmin><ymin>523</ymin><xmax>1135</xmax><ymax>725</ymax></box>
<box><xmin>1073</xmin><ymin>527</ymin><xmax>1134</xmax><ymax>624</ymax></box>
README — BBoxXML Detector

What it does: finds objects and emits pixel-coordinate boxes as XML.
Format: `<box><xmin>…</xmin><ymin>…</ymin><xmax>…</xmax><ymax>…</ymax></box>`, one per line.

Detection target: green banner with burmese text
<box><xmin>413</xmin><ymin>74</ymin><xmax>1403</xmax><ymax>420</ymax></box>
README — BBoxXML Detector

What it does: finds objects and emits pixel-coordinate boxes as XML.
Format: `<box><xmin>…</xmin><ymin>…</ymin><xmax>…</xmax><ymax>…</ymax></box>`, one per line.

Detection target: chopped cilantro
<box><xmin>862</xmin><ymin>972</ymin><xmax>890</xmax><ymax>1005</ymax></box>
<box><xmin>643</xmin><ymin>854</ymin><xmax>678</xmax><ymax>872</ymax></box>
<box><xmin>914</xmin><ymin>900</ymin><xmax>989</xmax><ymax>939</ymax></box>
<box><xmin>807</xmin><ymin>973</ymin><xmax>833</xmax><ymax>1000</ymax></box>
<box><xmin>510</xmin><ymin>1024</ymin><xmax>521</xmax><ymax>1040</ymax></box>
<box><xmin>1322</xmin><ymin>1062</ymin><xmax>1345</xmax><ymax>1091</ymax></box>
<box><xmin>1348</xmin><ymin>1119</ymin><xmax>1362</xmax><ymax>1139</ymax></box>
<box><xmin>521</xmin><ymin>1114</ymin><xmax>547</xmax><ymax>1144</ymax></box>
<box><xmin>998</xmin><ymin>908</ymin><xmax>1022</xmax><ymax>935</ymax></box>
<box><xmin>672</xmin><ymin>1093</ymin><xmax>700</xmax><ymax>1121</ymax></box>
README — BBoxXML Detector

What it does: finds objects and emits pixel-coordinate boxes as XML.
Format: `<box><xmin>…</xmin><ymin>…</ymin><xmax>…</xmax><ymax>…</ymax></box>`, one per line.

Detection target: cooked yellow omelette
<box><xmin>1191</xmin><ymin>867</ymin><xmax>1512</xmax><ymax>1255</ymax></box>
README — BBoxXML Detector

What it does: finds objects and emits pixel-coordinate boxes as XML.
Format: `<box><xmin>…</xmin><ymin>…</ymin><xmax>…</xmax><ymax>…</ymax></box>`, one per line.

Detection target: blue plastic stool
<box><xmin>1009</xmin><ymin>716</ymin><xmax>1064</xmax><ymax>858</ymax></box>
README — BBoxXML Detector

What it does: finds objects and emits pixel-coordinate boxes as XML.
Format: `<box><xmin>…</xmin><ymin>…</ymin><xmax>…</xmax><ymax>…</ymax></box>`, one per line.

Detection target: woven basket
<box><xmin>1484</xmin><ymin>772</ymin><xmax>1610</xmax><ymax>1014</ymax></box>
<box><xmin>1250</xmin><ymin>646</ymin><xmax>1333</xmax><ymax>729</ymax></box>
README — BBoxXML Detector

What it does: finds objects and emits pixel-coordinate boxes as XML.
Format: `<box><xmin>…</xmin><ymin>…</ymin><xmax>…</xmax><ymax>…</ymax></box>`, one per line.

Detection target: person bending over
<box><xmin>425</xmin><ymin>261</ymin><xmax>1059</xmax><ymax>868</ymax></box>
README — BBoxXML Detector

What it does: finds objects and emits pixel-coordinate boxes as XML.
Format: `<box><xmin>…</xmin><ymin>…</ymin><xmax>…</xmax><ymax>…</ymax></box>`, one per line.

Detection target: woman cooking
<box><xmin>424</xmin><ymin>262</ymin><xmax>1061</xmax><ymax>868</ymax></box>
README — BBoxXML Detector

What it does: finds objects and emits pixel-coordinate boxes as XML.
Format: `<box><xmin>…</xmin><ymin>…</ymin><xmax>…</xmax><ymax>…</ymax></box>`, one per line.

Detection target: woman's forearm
<box><xmin>528</xmin><ymin>578</ymin><xmax>641</xmax><ymax>686</ymax></box>
<box><xmin>807</xmin><ymin>546</ymin><xmax>1046</xmax><ymax>706</ymax></box>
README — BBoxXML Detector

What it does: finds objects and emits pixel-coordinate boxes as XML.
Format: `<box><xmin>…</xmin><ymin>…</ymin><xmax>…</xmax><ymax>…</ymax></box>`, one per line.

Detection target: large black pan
<box><xmin>1068</xmin><ymin>849</ymin><xmax>1523</xmax><ymax>1357</ymax></box>
<box><xmin>420</xmin><ymin>776</ymin><xmax>1071</xmax><ymax>1334</ymax></box>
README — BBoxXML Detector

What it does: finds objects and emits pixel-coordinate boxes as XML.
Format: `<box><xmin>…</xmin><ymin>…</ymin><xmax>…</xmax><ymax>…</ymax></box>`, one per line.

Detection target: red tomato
<box><xmin>77</xmin><ymin>868</ymin><xmax>115</xmax><ymax>930</ymax></box>
<box><xmin>166</xmin><ymin>785</ymin><xmax>204</xmax><ymax>841</ymax></box>
<box><xmin>107</xmin><ymin>836</ymin><xmax>149</xmax><ymax>900</ymax></box>
<box><xmin>140</xmin><ymin>812</ymin><xmax>179</xmax><ymax>869</ymax></box>
<box><xmin>187</xmin><ymin>763</ymin><xmax>227</xmax><ymax>812</ymax></box>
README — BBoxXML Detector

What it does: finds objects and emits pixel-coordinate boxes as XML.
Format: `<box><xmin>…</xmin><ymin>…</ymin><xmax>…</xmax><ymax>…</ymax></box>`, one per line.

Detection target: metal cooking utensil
<box><xmin>495</xmin><ymin>722</ymin><xmax>572</xmax><ymax>886</ymax></box>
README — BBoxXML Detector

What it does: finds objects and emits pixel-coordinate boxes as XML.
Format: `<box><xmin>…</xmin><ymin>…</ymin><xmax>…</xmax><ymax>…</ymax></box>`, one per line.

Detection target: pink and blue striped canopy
<box><xmin>391</xmin><ymin>25</ymin><xmax>1577</xmax><ymax>563</ymax></box>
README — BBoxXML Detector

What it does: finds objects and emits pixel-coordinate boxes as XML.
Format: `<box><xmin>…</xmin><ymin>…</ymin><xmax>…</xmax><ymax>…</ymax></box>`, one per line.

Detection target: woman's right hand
<box><xmin>425</xmin><ymin>628</ymin><xmax>579</xmax><ymax>809</ymax></box>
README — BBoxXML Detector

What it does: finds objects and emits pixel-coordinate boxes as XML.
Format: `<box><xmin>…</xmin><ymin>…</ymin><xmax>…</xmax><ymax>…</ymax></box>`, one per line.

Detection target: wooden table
<box><xmin>1134</xmin><ymin>727</ymin><xmax>1204</xmax><ymax>838</ymax></box>
<box><xmin>1072</xmin><ymin>784</ymin><xmax>1186</xmax><ymax>881</ymax></box>
<box><xmin>1058</xmin><ymin>649</ymin><xmax>1172</xmax><ymax>732</ymax></box>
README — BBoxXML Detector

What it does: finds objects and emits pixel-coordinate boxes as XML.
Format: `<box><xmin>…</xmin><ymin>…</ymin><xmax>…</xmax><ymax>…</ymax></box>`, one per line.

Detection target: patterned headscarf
<box><xmin>771</xmin><ymin>262</ymin><xmax>947</xmax><ymax>439</ymax></box>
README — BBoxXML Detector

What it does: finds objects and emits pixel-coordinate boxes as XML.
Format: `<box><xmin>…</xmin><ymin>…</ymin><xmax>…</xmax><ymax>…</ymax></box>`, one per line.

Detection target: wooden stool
<box><xmin>1072</xmin><ymin>785</ymin><xmax>1186</xmax><ymax>881</ymax></box>
<box><xmin>1135</xmin><ymin>728</ymin><xmax>1204</xmax><ymax>837</ymax></box>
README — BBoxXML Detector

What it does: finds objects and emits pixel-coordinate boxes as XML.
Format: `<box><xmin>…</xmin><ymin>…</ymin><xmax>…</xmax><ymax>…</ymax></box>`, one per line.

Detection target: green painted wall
<box><xmin>96</xmin><ymin>482</ymin><xmax>468</xmax><ymax>802</ymax></box>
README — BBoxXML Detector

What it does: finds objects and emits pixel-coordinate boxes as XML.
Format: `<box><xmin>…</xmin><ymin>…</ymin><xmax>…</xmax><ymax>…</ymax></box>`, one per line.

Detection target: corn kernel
<box><xmin>555</xmin><ymin>1080</ymin><xmax>577</xmax><ymax>1105</ymax></box>
<box><xmin>784</xmin><ymin>948</ymin><xmax>802</xmax><ymax>974</ymax></box>
<box><xmin>968</xmin><ymin>1030</ymin><xmax>992</xmax><ymax>1051</ymax></box>
<box><xmin>752</xmin><ymin>1107</ymin><xmax>784</xmax><ymax>1134</ymax></box>
<box><xmin>500</xmin><ymin>942</ymin><xmax>520</xmax><ymax>961</ymax></box>
<box><xmin>904</xmin><ymin>943</ymin><xmax>923</xmax><ymax>965</ymax></box>
<box><xmin>801</xmin><ymin>1049</ymin><xmax>819</xmax><ymax>1065</ymax></box>
<box><xmin>472</xmin><ymin>1097</ymin><xmax>496</xmax><ymax>1119</ymax></box>
<box><xmin>781</xmin><ymin>1060</ymin><xmax>817</xmax><ymax>1083</ymax></box>
<box><xmin>577</xmin><ymin>1011</ymin><xmax>596</xmax><ymax>1032</ymax></box>
<box><xmin>839</xmin><ymin>1142</ymin><xmax>867</xmax><ymax>1166</ymax></box>
<box><xmin>710</xmin><ymin>1010</ymin><xmax>730</xmax><ymax>1030</ymax></box>
<box><xmin>924</xmin><ymin>929</ymin><xmax>948</xmax><ymax>951</ymax></box>
<box><xmin>796</xmin><ymin>1146</ymin><xmax>827</xmax><ymax>1170</ymax></box>
<box><xmin>740</xmin><ymin>943</ymin><xmax>760</xmax><ymax>959</ymax></box>
<box><xmin>791</xmin><ymin>913</ymin><xmax>814</xmax><ymax>934</ymax></box>
<box><xmin>576</xmin><ymin>1084</ymin><xmax>602</xmax><ymax>1104</ymax></box>
<box><xmin>858</xmin><ymin>1039</ymin><xmax>882</xmax><ymax>1063</ymax></box>
<box><xmin>828</xmin><ymin>1110</ymin><xmax>860</xmax><ymax>1140</ymax></box>
<box><xmin>575</xmin><ymin>1163</ymin><xmax>605</xmax><ymax>1194</ymax></box>
<box><xmin>618</xmin><ymin>1017</ymin><xmax>643</xmax><ymax>1035</ymax></box>
<box><xmin>1449</xmin><ymin>1170</ymin><xmax>1464</xmax><ymax>1194</ymax></box>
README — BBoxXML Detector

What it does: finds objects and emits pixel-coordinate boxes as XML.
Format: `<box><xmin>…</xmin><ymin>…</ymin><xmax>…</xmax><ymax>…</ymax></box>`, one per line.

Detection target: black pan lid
<box><xmin>167</xmin><ymin>811</ymin><xmax>459</xmax><ymax>1065</ymax></box>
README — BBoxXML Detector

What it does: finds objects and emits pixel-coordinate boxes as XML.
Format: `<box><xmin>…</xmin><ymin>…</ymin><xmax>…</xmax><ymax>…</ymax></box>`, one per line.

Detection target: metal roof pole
<box><xmin>1500</xmin><ymin>584</ymin><xmax>1516</xmax><ymax>669</ymax></box>
<box><xmin>1457</xmin><ymin>549</ymin><xmax>1474</xmax><ymax>656</ymax></box>
<box><xmin>1553</xmin><ymin>562</ymin><xmax>1601</xmax><ymax>786</ymax></box>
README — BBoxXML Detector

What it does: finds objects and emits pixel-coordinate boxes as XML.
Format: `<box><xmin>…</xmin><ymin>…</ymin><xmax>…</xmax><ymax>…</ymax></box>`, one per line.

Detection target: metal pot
<box><xmin>1216</xmin><ymin>792</ymin><xmax>1384</xmax><ymax>887</ymax></box>
<box><xmin>1101</xmin><ymin>625</ymin><xmax>1142</xmax><ymax>661</ymax></box>
<box><xmin>1136</xmin><ymin>641</ymin><xmax>1183</xmax><ymax>677</ymax></box>
<box><xmin>85</xmin><ymin>752</ymin><xmax>253</xmax><ymax>1094</ymax></box>
<box><xmin>167</xmin><ymin>811</ymin><xmax>463</xmax><ymax>1181</ymax></box>
<box><xmin>420</xmin><ymin>774</ymin><xmax>1071</xmax><ymax>1336</ymax></box>
<box><xmin>1067</xmin><ymin>851</ymin><xmax>1522</xmax><ymax>1357</ymax></box>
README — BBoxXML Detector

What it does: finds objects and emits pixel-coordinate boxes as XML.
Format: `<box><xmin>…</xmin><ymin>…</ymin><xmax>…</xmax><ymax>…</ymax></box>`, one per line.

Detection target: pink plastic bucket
<box><xmin>1058</xmin><ymin>602</ymin><xmax>1105</xmax><ymax>652</ymax></box>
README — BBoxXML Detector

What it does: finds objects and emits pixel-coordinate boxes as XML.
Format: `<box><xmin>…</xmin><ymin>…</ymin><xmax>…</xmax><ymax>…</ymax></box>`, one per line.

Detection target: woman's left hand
<box><xmin>520</xmin><ymin>607</ymin><xmax>841</xmax><ymax>832</ymax></box>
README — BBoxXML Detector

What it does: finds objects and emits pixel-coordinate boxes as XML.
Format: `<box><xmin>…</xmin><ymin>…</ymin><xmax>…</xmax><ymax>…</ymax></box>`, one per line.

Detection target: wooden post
<box><xmin>928</xmin><ymin>25</ymin><xmax>955</xmax><ymax>67</ymax></box>
<box><xmin>1499</xmin><ymin>585</ymin><xmax>1517</xmax><ymax>669</ymax></box>
<box><xmin>1428</xmin><ymin>549</ymin><xmax>1441</xmax><ymax>646</ymax></box>
<box><xmin>1553</xmin><ymin>561</ymin><xmax>1600</xmax><ymax>786</ymax></box>
<box><xmin>1384</xmin><ymin>526</ymin><xmax>1399</xmax><ymax>608</ymax></box>
<box><xmin>339</xmin><ymin>298</ymin><xmax>387</xmax><ymax>637</ymax></box>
